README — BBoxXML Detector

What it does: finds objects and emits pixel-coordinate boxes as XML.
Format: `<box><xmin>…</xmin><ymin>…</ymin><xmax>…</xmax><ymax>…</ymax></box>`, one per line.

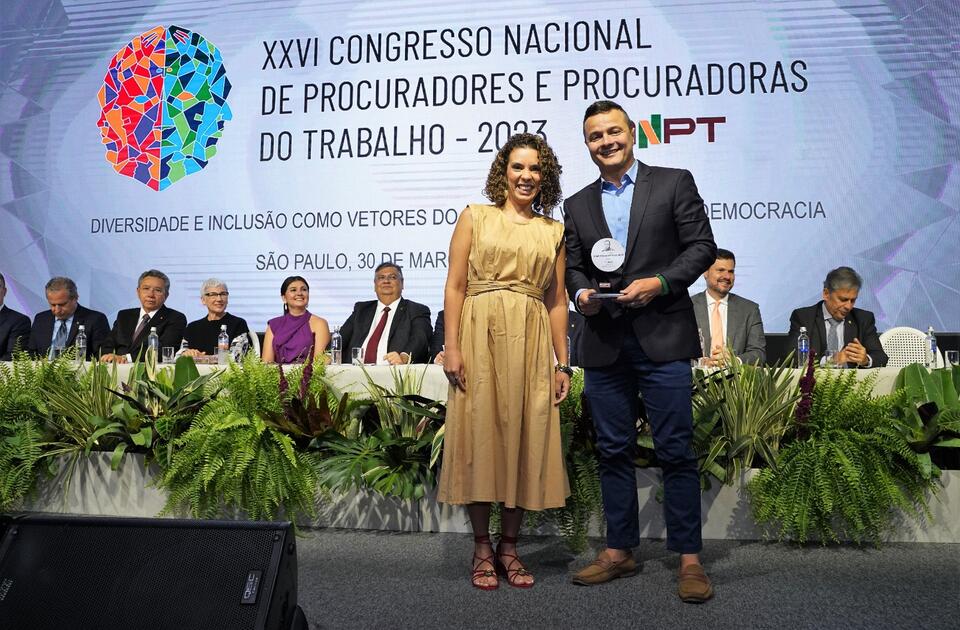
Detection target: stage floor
<box><xmin>295</xmin><ymin>529</ymin><xmax>958</xmax><ymax>630</ymax></box>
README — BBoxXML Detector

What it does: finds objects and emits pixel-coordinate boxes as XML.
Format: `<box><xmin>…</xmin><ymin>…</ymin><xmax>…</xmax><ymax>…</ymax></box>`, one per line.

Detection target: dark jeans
<box><xmin>584</xmin><ymin>334</ymin><xmax>702</xmax><ymax>553</ymax></box>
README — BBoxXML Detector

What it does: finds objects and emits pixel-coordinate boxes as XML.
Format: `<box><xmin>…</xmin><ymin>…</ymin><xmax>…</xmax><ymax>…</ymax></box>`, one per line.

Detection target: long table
<box><xmin>93</xmin><ymin>362</ymin><xmax>903</xmax><ymax>400</ymax></box>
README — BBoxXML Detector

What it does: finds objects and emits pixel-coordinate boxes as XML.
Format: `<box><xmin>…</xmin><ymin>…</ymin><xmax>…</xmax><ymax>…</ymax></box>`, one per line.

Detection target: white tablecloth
<box><xmin>28</xmin><ymin>361</ymin><xmax>901</xmax><ymax>401</ymax></box>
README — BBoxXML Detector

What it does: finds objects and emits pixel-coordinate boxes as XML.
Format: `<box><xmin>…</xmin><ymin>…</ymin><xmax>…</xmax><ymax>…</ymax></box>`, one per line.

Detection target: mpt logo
<box><xmin>635</xmin><ymin>115</ymin><xmax>726</xmax><ymax>148</ymax></box>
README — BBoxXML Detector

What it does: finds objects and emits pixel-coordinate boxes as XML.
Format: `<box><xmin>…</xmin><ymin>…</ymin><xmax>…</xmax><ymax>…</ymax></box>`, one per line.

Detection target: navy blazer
<box><xmin>101</xmin><ymin>305</ymin><xmax>187</xmax><ymax>360</ymax></box>
<box><xmin>563</xmin><ymin>163</ymin><xmax>717</xmax><ymax>365</ymax></box>
<box><xmin>0</xmin><ymin>305</ymin><xmax>31</xmax><ymax>361</ymax></box>
<box><xmin>339</xmin><ymin>298</ymin><xmax>432</xmax><ymax>364</ymax></box>
<box><xmin>786</xmin><ymin>301</ymin><xmax>888</xmax><ymax>368</ymax></box>
<box><xmin>28</xmin><ymin>305</ymin><xmax>110</xmax><ymax>359</ymax></box>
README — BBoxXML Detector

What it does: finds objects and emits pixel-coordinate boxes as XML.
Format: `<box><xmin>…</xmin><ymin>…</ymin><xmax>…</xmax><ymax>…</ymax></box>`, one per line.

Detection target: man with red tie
<box><xmin>338</xmin><ymin>263</ymin><xmax>432</xmax><ymax>365</ymax></box>
<box><xmin>100</xmin><ymin>269</ymin><xmax>187</xmax><ymax>363</ymax></box>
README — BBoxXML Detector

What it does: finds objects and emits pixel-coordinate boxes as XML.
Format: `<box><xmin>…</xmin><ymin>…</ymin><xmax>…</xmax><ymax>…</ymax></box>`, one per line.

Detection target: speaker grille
<box><xmin>0</xmin><ymin>517</ymin><xmax>288</xmax><ymax>630</ymax></box>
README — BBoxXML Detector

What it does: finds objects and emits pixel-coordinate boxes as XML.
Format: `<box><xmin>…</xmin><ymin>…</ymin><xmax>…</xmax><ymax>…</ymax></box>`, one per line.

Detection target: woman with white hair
<box><xmin>182</xmin><ymin>278</ymin><xmax>251</xmax><ymax>356</ymax></box>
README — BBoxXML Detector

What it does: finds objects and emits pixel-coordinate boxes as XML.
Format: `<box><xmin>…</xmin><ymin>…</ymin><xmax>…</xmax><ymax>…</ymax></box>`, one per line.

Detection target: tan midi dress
<box><xmin>437</xmin><ymin>204</ymin><xmax>570</xmax><ymax>510</ymax></box>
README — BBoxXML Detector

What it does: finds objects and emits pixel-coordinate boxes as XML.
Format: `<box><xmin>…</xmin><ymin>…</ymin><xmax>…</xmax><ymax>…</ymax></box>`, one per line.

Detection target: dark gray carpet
<box><xmin>295</xmin><ymin>529</ymin><xmax>959</xmax><ymax>630</ymax></box>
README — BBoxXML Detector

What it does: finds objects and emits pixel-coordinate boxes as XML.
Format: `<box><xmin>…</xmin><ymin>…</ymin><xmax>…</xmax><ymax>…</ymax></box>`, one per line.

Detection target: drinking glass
<box><xmin>946</xmin><ymin>350</ymin><xmax>959</xmax><ymax>367</ymax></box>
<box><xmin>162</xmin><ymin>346</ymin><xmax>175</xmax><ymax>364</ymax></box>
<box><xmin>351</xmin><ymin>347</ymin><xmax>364</xmax><ymax>366</ymax></box>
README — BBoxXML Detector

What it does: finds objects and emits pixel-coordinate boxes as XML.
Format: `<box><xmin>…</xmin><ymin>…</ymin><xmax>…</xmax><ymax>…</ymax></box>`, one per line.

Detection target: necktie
<box><xmin>710</xmin><ymin>301</ymin><xmax>724</xmax><ymax>354</ymax></box>
<box><xmin>363</xmin><ymin>307</ymin><xmax>390</xmax><ymax>364</ymax></box>
<box><xmin>826</xmin><ymin>318</ymin><xmax>841</xmax><ymax>355</ymax></box>
<box><xmin>50</xmin><ymin>320</ymin><xmax>68</xmax><ymax>359</ymax></box>
<box><xmin>133</xmin><ymin>313</ymin><xmax>150</xmax><ymax>341</ymax></box>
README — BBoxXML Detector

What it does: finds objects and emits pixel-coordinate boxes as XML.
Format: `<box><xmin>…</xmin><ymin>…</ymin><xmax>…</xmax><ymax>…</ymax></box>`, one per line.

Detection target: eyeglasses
<box><xmin>375</xmin><ymin>274</ymin><xmax>401</xmax><ymax>282</ymax></box>
<box><xmin>204</xmin><ymin>291</ymin><xmax>229</xmax><ymax>298</ymax></box>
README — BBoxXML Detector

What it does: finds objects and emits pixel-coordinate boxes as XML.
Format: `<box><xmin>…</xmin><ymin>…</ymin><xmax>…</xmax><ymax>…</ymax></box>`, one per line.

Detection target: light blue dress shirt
<box><xmin>49</xmin><ymin>314</ymin><xmax>75</xmax><ymax>347</ymax></box>
<box><xmin>600</xmin><ymin>159</ymin><xmax>639</xmax><ymax>247</ymax></box>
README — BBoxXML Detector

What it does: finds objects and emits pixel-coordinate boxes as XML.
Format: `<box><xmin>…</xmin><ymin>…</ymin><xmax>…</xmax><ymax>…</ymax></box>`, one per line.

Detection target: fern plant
<box><xmin>0</xmin><ymin>352</ymin><xmax>76</xmax><ymax>509</ymax></box>
<box><xmin>748</xmin><ymin>369</ymin><xmax>938</xmax><ymax>544</ymax></box>
<box><xmin>157</xmin><ymin>354</ymin><xmax>328</xmax><ymax>522</ymax></box>
<box><xmin>158</xmin><ymin>406</ymin><xmax>319</xmax><ymax>522</ymax></box>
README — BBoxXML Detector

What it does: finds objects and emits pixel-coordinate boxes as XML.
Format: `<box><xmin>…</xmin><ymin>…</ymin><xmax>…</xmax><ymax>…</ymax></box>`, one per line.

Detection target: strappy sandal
<box><xmin>496</xmin><ymin>535</ymin><xmax>534</xmax><ymax>589</ymax></box>
<box><xmin>471</xmin><ymin>534</ymin><xmax>498</xmax><ymax>590</ymax></box>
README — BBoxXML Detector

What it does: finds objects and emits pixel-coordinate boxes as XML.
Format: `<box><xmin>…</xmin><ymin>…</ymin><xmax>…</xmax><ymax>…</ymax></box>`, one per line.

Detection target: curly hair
<box><xmin>482</xmin><ymin>133</ymin><xmax>563</xmax><ymax>215</ymax></box>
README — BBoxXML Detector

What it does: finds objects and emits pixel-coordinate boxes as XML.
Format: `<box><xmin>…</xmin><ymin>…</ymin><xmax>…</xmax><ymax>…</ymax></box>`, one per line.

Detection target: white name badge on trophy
<box><xmin>591</xmin><ymin>238</ymin><xmax>625</xmax><ymax>272</ymax></box>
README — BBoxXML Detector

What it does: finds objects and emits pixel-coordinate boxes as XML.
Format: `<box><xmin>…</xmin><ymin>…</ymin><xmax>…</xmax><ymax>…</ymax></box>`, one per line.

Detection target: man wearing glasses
<box><xmin>339</xmin><ymin>263</ymin><xmax>432</xmax><ymax>364</ymax></box>
<box><xmin>182</xmin><ymin>278</ymin><xmax>250</xmax><ymax>356</ymax></box>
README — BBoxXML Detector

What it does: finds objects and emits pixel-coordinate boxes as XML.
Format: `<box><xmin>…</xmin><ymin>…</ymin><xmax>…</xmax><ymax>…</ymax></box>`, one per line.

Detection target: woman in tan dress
<box><xmin>438</xmin><ymin>133</ymin><xmax>572</xmax><ymax>590</ymax></box>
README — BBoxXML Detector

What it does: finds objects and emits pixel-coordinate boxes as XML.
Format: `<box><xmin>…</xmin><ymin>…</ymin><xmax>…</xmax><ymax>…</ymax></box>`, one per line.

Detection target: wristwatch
<box><xmin>554</xmin><ymin>363</ymin><xmax>574</xmax><ymax>376</ymax></box>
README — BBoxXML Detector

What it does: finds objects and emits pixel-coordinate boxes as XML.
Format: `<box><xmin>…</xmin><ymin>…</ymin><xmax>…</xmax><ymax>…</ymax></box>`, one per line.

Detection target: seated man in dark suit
<box><xmin>339</xmin><ymin>263</ymin><xmax>431</xmax><ymax>365</ymax></box>
<box><xmin>787</xmin><ymin>266</ymin><xmax>888</xmax><ymax>368</ymax></box>
<box><xmin>0</xmin><ymin>272</ymin><xmax>31</xmax><ymax>360</ymax></box>
<box><xmin>691</xmin><ymin>249</ymin><xmax>766</xmax><ymax>366</ymax></box>
<box><xmin>27</xmin><ymin>277</ymin><xmax>110</xmax><ymax>360</ymax></box>
<box><xmin>100</xmin><ymin>269</ymin><xmax>187</xmax><ymax>363</ymax></box>
<box><xmin>430</xmin><ymin>309</ymin><xmax>445</xmax><ymax>364</ymax></box>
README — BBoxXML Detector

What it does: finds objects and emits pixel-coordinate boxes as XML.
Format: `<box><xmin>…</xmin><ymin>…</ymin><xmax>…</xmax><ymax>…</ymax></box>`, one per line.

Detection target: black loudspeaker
<box><xmin>0</xmin><ymin>514</ymin><xmax>306</xmax><ymax>630</ymax></box>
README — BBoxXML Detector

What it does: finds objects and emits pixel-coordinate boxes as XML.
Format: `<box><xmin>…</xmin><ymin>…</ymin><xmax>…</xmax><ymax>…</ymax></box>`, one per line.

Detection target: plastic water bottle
<box><xmin>925</xmin><ymin>326</ymin><xmax>937</xmax><ymax>368</ymax></box>
<box><xmin>217</xmin><ymin>324</ymin><xmax>230</xmax><ymax>364</ymax></box>
<box><xmin>75</xmin><ymin>324</ymin><xmax>87</xmax><ymax>365</ymax></box>
<box><xmin>177</xmin><ymin>338</ymin><xmax>189</xmax><ymax>357</ymax></box>
<box><xmin>147</xmin><ymin>327</ymin><xmax>159</xmax><ymax>363</ymax></box>
<box><xmin>330</xmin><ymin>325</ymin><xmax>342</xmax><ymax>364</ymax></box>
<box><xmin>796</xmin><ymin>326</ymin><xmax>810</xmax><ymax>368</ymax></box>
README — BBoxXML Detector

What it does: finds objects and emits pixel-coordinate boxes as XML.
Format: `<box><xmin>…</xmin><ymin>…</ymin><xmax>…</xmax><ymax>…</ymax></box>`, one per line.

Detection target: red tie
<box><xmin>363</xmin><ymin>307</ymin><xmax>390</xmax><ymax>364</ymax></box>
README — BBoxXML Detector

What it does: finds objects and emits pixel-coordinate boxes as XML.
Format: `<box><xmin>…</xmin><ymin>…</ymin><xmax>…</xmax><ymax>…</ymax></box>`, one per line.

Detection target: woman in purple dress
<box><xmin>262</xmin><ymin>276</ymin><xmax>331</xmax><ymax>364</ymax></box>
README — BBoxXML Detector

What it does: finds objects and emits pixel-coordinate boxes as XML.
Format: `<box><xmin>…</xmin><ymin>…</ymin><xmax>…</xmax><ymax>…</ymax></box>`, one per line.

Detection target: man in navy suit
<box><xmin>27</xmin><ymin>277</ymin><xmax>110</xmax><ymax>359</ymax></box>
<box><xmin>787</xmin><ymin>266</ymin><xmax>888</xmax><ymax>368</ymax></box>
<box><xmin>339</xmin><ymin>263</ymin><xmax>432</xmax><ymax>365</ymax></box>
<box><xmin>100</xmin><ymin>269</ymin><xmax>187</xmax><ymax>363</ymax></box>
<box><xmin>0</xmin><ymin>272</ymin><xmax>31</xmax><ymax>361</ymax></box>
<box><xmin>564</xmin><ymin>101</ymin><xmax>716</xmax><ymax>601</ymax></box>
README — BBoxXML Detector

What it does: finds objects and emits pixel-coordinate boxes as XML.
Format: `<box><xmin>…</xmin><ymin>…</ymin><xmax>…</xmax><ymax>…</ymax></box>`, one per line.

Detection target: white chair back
<box><xmin>248</xmin><ymin>331</ymin><xmax>262</xmax><ymax>358</ymax></box>
<box><xmin>879</xmin><ymin>326</ymin><xmax>942</xmax><ymax>368</ymax></box>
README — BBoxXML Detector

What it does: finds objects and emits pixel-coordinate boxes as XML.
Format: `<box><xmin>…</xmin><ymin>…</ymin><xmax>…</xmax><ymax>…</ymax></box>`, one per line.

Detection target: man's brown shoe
<box><xmin>677</xmin><ymin>564</ymin><xmax>714</xmax><ymax>603</ymax></box>
<box><xmin>571</xmin><ymin>552</ymin><xmax>638</xmax><ymax>585</ymax></box>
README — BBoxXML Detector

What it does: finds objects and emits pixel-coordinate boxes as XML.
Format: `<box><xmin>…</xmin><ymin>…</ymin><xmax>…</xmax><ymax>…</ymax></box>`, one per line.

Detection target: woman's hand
<box><xmin>553</xmin><ymin>371</ymin><xmax>570</xmax><ymax>405</ymax></box>
<box><xmin>443</xmin><ymin>348</ymin><xmax>467</xmax><ymax>392</ymax></box>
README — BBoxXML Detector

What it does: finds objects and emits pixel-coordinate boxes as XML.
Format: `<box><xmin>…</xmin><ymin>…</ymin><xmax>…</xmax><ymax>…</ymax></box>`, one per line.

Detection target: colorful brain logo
<box><xmin>97</xmin><ymin>26</ymin><xmax>232</xmax><ymax>191</ymax></box>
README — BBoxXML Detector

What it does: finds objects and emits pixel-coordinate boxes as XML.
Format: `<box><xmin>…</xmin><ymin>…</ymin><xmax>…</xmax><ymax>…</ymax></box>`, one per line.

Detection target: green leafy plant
<box><xmin>41</xmin><ymin>357</ymin><xmax>217</xmax><ymax>472</ymax></box>
<box><xmin>749</xmin><ymin>369</ymin><xmax>938</xmax><ymax>544</ymax></box>
<box><xmin>693</xmin><ymin>354</ymin><xmax>799</xmax><ymax>481</ymax></box>
<box><xmin>889</xmin><ymin>364</ymin><xmax>960</xmax><ymax>476</ymax></box>
<box><xmin>261</xmin><ymin>358</ymin><xmax>356</xmax><ymax>443</ymax></box>
<box><xmin>637</xmin><ymin>352</ymin><xmax>798</xmax><ymax>494</ymax></box>
<box><xmin>157</xmin><ymin>356</ymin><xmax>323</xmax><ymax>521</ymax></box>
<box><xmin>109</xmin><ymin>356</ymin><xmax>221</xmax><ymax>465</ymax></box>
<box><xmin>0</xmin><ymin>352</ymin><xmax>88</xmax><ymax>508</ymax></box>
<box><xmin>0</xmin><ymin>419</ymin><xmax>47</xmax><ymax>511</ymax></box>
<box><xmin>315</xmin><ymin>367</ymin><xmax>444</xmax><ymax>501</ymax></box>
<box><xmin>158</xmin><ymin>409</ymin><xmax>319</xmax><ymax>521</ymax></box>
